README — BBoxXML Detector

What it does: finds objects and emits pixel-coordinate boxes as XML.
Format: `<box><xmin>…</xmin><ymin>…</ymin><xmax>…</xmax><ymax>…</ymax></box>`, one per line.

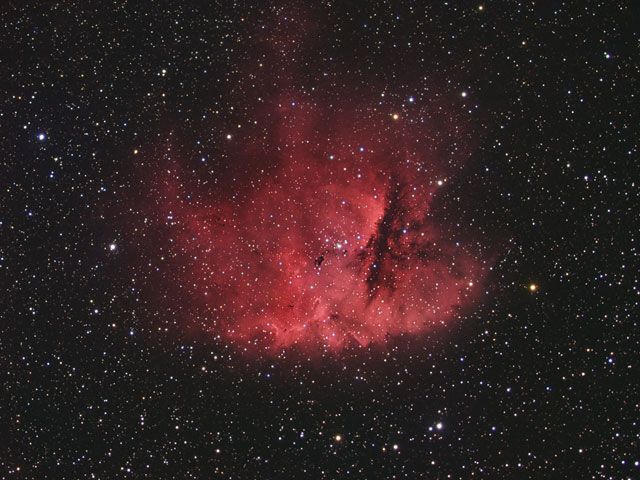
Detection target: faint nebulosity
<box><xmin>160</xmin><ymin>91</ymin><xmax>487</xmax><ymax>353</ymax></box>
<box><xmin>2</xmin><ymin>1</ymin><xmax>638</xmax><ymax>479</ymax></box>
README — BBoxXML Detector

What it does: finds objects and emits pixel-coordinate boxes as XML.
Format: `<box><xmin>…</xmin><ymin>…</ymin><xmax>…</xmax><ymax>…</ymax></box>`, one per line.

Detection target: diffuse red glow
<box><xmin>161</xmin><ymin>100</ymin><xmax>486</xmax><ymax>353</ymax></box>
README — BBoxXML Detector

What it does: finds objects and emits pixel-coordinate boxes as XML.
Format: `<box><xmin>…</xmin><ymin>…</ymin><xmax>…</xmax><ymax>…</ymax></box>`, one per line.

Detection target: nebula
<box><xmin>156</xmin><ymin>94</ymin><xmax>487</xmax><ymax>354</ymax></box>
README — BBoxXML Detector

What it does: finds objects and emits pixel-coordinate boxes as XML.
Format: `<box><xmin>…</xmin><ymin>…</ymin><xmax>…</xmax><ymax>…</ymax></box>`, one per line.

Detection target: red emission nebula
<box><xmin>157</xmin><ymin>97</ymin><xmax>488</xmax><ymax>354</ymax></box>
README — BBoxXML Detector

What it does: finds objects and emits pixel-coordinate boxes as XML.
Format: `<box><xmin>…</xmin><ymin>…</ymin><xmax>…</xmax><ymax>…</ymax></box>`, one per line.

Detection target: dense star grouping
<box><xmin>2</xmin><ymin>1</ymin><xmax>638</xmax><ymax>479</ymax></box>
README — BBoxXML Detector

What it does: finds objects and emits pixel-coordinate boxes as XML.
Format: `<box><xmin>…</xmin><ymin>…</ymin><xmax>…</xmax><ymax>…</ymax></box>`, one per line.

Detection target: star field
<box><xmin>2</xmin><ymin>1</ymin><xmax>639</xmax><ymax>479</ymax></box>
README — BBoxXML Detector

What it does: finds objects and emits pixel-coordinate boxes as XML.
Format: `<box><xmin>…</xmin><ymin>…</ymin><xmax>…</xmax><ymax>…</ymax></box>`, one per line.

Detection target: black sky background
<box><xmin>2</xmin><ymin>1</ymin><xmax>639</xmax><ymax>478</ymax></box>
